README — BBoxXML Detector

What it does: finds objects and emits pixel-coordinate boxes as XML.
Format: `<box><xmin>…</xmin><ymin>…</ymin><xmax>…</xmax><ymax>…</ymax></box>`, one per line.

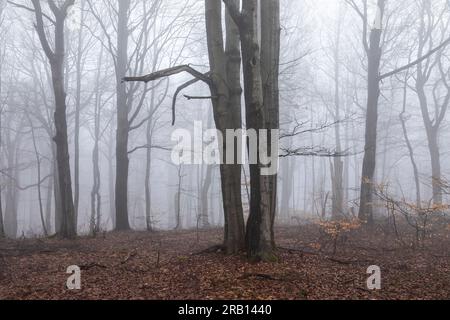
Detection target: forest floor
<box><xmin>0</xmin><ymin>224</ymin><xmax>449</xmax><ymax>300</ymax></box>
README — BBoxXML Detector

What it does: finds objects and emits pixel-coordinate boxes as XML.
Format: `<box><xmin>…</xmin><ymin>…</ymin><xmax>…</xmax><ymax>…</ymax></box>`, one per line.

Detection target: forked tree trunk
<box><xmin>206</xmin><ymin>0</ymin><xmax>245</xmax><ymax>253</ymax></box>
<box><xmin>32</xmin><ymin>0</ymin><xmax>76</xmax><ymax>238</ymax></box>
<box><xmin>224</xmin><ymin>0</ymin><xmax>280</xmax><ymax>261</ymax></box>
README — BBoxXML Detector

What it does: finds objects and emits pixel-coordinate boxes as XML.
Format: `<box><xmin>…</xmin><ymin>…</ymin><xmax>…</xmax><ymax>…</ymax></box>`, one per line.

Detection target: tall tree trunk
<box><xmin>123</xmin><ymin>0</ymin><xmax>246</xmax><ymax>252</ymax></box>
<box><xmin>174</xmin><ymin>166</ymin><xmax>183</xmax><ymax>230</ymax></box>
<box><xmin>206</xmin><ymin>0</ymin><xmax>245</xmax><ymax>253</ymax></box>
<box><xmin>52</xmin><ymin>144</ymin><xmax>62</xmax><ymax>233</ymax></box>
<box><xmin>428</xmin><ymin>130</ymin><xmax>442</xmax><ymax>205</ymax></box>
<box><xmin>108</xmin><ymin>124</ymin><xmax>115</xmax><ymax>229</ymax></box>
<box><xmin>280</xmin><ymin>158</ymin><xmax>292</xmax><ymax>218</ymax></box>
<box><xmin>0</xmin><ymin>107</ymin><xmax>3</xmax><ymax>238</ymax></box>
<box><xmin>200</xmin><ymin>111</ymin><xmax>214</xmax><ymax>228</ymax></box>
<box><xmin>4</xmin><ymin>116</ymin><xmax>20</xmax><ymax>238</ymax></box>
<box><xmin>358</xmin><ymin>0</ymin><xmax>384</xmax><ymax>224</ymax></box>
<box><xmin>224</xmin><ymin>0</ymin><xmax>280</xmax><ymax>260</ymax></box>
<box><xmin>44</xmin><ymin>162</ymin><xmax>53</xmax><ymax>234</ymax></box>
<box><xmin>32</xmin><ymin>0</ymin><xmax>77</xmax><ymax>238</ymax></box>
<box><xmin>115</xmin><ymin>0</ymin><xmax>131</xmax><ymax>230</ymax></box>
<box><xmin>144</xmin><ymin>92</ymin><xmax>155</xmax><ymax>232</ymax></box>
<box><xmin>73</xmin><ymin>0</ymin><xmax>86</xmax><ymax>228</ymax></box>
<box><xmin>91</xmin><ymin>48</ymin><xmax>103</xmax><ymax>234</ymax></box>
<box><xmin>399</xmin><ymin>73</ymin><xmax>422</xmax><ymax>208</ymax></box>
<box><xmin>227</xmin><ymin>0</ymin><xmax>278</xmax><ymax>261</ymax></box>
<box><xmin>331</xmin><ymin>12</ymin><xmax>344</xmax><ymax>219</ymax></box>
<box><xmin>260</xmin><ymin>0</ymin><xmax>280</xmax><ymax>249</ymax></box>
<box><xmin>53</xmin><ymin>20</ymin><xmax>76</xmax><ymax>238</ymax></box>
<box><xmin>30</xmin><ymin>120</ymin><xmax>48</xmax><ymax>236</ymax></box>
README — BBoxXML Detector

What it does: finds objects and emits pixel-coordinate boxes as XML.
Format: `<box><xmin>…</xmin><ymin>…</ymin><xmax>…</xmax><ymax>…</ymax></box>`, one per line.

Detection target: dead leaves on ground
<box><xmin>0</xmin><ymin>226</ymin><xmax>449</xmax><ymax>300</ymax></box>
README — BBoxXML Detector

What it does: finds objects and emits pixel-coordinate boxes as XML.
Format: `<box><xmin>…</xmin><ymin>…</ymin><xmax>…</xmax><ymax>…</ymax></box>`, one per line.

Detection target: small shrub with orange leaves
<box><xmin>314</xmin><ymin>218</ymin><xmax>362</xmax><ymax>255</ymax></box>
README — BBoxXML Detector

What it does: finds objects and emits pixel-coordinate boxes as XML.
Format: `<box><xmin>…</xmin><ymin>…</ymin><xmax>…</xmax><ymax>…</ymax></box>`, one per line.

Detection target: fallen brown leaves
<box><xmin>0</xmin><ymin>225</ymin><xmax>449</xmax><ymax>300</ymax></box>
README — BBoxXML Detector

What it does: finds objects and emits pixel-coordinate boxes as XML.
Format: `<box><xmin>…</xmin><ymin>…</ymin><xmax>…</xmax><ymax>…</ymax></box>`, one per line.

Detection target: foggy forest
<box><xmin>0</xmin><ymin>0</ymin><xmax>449</xmax><ymax>301</ymax></box>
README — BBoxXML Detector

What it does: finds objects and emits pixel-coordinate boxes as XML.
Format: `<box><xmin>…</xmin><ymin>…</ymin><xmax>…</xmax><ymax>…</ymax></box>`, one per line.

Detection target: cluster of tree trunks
<box><xmin>123</xmin><ymin>0</ymin><xmax>280</xmax><ymax>261</ymax></box>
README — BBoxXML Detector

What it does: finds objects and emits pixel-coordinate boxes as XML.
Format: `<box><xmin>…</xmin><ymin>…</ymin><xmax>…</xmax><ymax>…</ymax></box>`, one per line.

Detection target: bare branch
<box><xmin>127</xmin><ymin>144</ymin><xmax>171</xmax><ymax>155</ymax></box>
<box><xmin>380</xmin><ymin>36</ymin><xmax>450</xmax><ymax>80</ymax></box>
<box><xmin>123</xmin><ymin>65</ymin><xmax>211</xmax><ymax>85</ymax></box>
<box><xmin>184</xmin><ymin>95</ymin><xmax>217</xmax><ymax>100</ymax></box>
<box><xmin>280</xmin><ymin>146</ymin><xmax>360</xmax><ymax>158</ymax></box>
<box><xmin>31</xmin><ymin>0</ymin><xmax>54</xmax><ymax>60</ymax></box>
<box><xmin>7</xmin><ymin>1</ymin><xmax>56</xmax><ymax>24</ymax></box>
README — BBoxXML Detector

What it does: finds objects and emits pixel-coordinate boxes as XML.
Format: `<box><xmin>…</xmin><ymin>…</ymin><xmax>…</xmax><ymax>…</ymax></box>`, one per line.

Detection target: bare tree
<box><xmin>413</xmin><ymin>0</ymin><xmax>450</xmax><ymax>206</ymax></box>
<box><xmin>224</xmin><ymin>0</ymin><xmax>281</xmax><ymax>260</ymax></box>
<box><xmin>30</xmin><ymin>0</ymin><xmax>76</xmax><ymax>238</ymax></box>
<box><xmin>347</xmin><ymin>0</ymin><xmax>450</xmax><ymax>223</ymax></box>
<box><xmin>124</xmin><ymin>0</ymin><xmax>247</xmax><ymax>254</ymax></box>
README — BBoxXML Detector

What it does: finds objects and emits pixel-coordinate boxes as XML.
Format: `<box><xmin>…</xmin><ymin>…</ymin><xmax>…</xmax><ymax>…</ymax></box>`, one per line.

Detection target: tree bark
<box><xmin>115</xmin><ymin>0</ymin><xmax>131</xmax><ymax>230</ymax></box>
<box><xmin>206</xmin><ymin>0</ymin><xmax>245</xmax><ymax>253</ymax></box>
<box><xmin>260</xmin><ymin>0</ymin><xmax>280</xmax><ymax>250</ymax></box>
<box><xmin>224</xmin><ymin>0</ymin><xmax>280</xmax><ymax>260</ymax></box>
<box><xmin>32</xmin><ymin>0</ymin><xmax>77</xmax><ymax>238</ymax></box>
<box><xmin>144</xmin><ymin>92</ymin><xmax>155</xmax><ymax>232</ymax></box>
<box><xmin>73</xmin><ymin>0</ymin><xmax>87</xmax><ymax>228</ymax></box>
<box><xmin>399</xmin><ymin>72</ymin><xmax>421</xmax><ymax>208</ymax></box>
<box><xmin>123</xmin><ymin>0</ymin><xmax>246</xmax><ymax>253</ymax></box>
<box><xmin>331</xmin><ymin>12</ymin><xmax>344</xmax><ymax>219</ymax></box>
<box><xmin>0</xmin><ymin>106</ymin><xmax>3</xmax><ymax>238</ymax></box>
<box><xmin>358</xmin><ymin>0</ymin><xmax>384</xmax><ymax>224</ymax></box>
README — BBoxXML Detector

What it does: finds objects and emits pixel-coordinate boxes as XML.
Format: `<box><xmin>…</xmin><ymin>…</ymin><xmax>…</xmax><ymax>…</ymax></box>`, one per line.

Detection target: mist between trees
<box><xmin>0</xmin><ymin>0</ymin><xmax>450</xmax><ymax>262</ymax></box>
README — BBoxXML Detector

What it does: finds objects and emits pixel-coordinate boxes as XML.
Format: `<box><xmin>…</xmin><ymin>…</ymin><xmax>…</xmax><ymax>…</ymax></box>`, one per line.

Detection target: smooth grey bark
<box><xmin>115</xmin><ymin>0</ymin><xmax>131</xmax><ymax>230</ymax></box>
<box><xmin>226</xmin><ymin>0</ymin><xmax>269</xmax><ymax>259</ymax></box>
<box><xmin>207</xmin><ymin>0</ymin><xmax>246</xmax><ymax>253</ymax></box>
<box><xmin>225</xmin><ymin>0</ymin><xmax>281</xmax><ymax>260</ymax></box>
<box><xmin>199</xmin><ymin>110</ymin><xmax>214</xmax><ymax>228</ymax></box>
<box><xmin>261</xmin><ymin>0</ymin><xmax>280</xmax><ymax>249</ymax></box>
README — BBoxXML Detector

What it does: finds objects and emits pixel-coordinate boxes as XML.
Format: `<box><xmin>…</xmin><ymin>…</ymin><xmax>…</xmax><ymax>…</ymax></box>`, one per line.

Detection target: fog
<box><xmin>0</xmin><ymin>0</ymin><xmax>449</xmax><ymax>238</ymax></box>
